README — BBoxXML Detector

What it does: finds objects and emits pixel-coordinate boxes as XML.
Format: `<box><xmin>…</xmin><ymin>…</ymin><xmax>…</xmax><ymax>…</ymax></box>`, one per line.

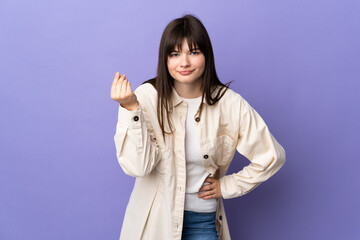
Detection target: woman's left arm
<box><xmin>218</xmin><ymin>96</ymin><xmax>286</xmax><ymax>199</ymax></box>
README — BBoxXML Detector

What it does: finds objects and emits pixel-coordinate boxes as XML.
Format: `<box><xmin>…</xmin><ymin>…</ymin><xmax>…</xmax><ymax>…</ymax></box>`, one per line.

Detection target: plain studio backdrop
<box><xmin>0</xmin><ymin>0</ymin><xmax>359</xmax><ymax>239</ymax></box>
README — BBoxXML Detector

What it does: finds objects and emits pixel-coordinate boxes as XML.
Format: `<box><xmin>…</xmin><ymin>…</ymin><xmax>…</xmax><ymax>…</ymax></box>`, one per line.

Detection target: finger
<box><xmin>202</xmin><ymin>193</ymin><xmax>217</xmax><ymax>200</ymax></box>
<box><xmin>113</xmin><ymin>72</ymin><xmax>120</xmax><ymax>82</ymax></box>
<box><xmin>111</xmin><ymin>72</ymin><xmax>120</xmax><ymax>97</ymax></box>
<box><xmin>204</xmin><ymin>177</ymin><xmax>215</xmax><ymax>183</ymax></box>
<box><xmin>121</xmin><ymin>78</ymin><xmax>128</xmax><ymax>96</ymax></box>
<box><xmin>118</xmin><ymin>74</ymin><xmax>127</xmax><ymax>94</ymax></box>
<box><xmin>117</xmin><ymin>74</ymin><xmax>126</xmax><ymax>87</ymax></box>
<box><xmin>199</xmin><ymin>184</ymin><xmax>211</xmax><ymax>192</ymax></box>
<box><xmin>115</xmin><ymin>75</ymin><xmax>126</xmax><ymax>97</ymax></box>
<box><xmin>198</xmin><ymin>184</ymin><xmax>214</xmax><ymax>193</ymax></box>
<box><xmin>126</xmin><ymin>80</ymin><xmax>132</xmax><ymax>95</ymax></box>
<box><xmin>199</xmin><ymin>190</ymin><xmax>216</xmax><ymax>198</ymax></box>
<box><xmin>198</xmin><ymin>177</ymin><xmax>215</xmax><ymax>192</ymax></box>
<box><xmin>203</xmin><ymin>189</ymin><xmax>215</xmax><ymax>196</ymax></box>
<box><xmin>120</xmin><ymin>74</ymin><xmax>126</xmax><ymax>82</ymax></box>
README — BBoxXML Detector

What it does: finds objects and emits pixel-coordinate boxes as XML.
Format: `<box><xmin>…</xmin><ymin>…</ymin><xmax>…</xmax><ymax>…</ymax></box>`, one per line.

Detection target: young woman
<box><xmin>111</xmin><ymin>14</ymin><xmax>286</xmax><ymax>240</ymax></box>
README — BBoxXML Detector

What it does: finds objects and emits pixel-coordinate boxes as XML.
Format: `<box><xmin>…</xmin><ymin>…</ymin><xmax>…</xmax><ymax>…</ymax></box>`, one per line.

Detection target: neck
<box><xmin>174</xmin><ymin>81</ymin><xmax>202</xmax><ymax>98</ymax></box>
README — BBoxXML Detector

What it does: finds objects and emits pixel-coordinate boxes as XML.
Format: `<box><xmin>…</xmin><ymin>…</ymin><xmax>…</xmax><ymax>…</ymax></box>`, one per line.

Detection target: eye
<box><xmin>170</xmin><ymin>53</ymin><xmax>179</xmax><ymax>57</ymax></box>
<box><xmin>190</xmin><ymin>51</ymin><xmax>200</xmax><ymax>55</ymax></box>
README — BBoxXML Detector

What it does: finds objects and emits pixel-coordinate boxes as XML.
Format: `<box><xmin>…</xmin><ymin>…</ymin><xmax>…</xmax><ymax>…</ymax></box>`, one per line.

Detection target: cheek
<box><xmin>195</xmin><ymin>56</ymin><xmax>205</xmax><ymax>69</ymax></box>
<box><xmin>167</xmin><ymin>60</ymin><xmax>176</xmax><ymax>72</ymax></box>
<box><xmin>197</xmin><ymin>59</ymin><xmax>205</xmax><ymax>74</ymax></box>
<box><xmin>167</xmin><ymin>62</ymin><xmax>177</xmax><ymax>78</ymax></box>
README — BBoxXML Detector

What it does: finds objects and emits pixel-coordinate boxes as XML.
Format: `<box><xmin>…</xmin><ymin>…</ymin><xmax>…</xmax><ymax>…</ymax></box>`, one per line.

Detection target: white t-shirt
<box><xmin>182</xmin><ymin>96</ymin><xmax>217</xmax><ymax>213</ymax></box>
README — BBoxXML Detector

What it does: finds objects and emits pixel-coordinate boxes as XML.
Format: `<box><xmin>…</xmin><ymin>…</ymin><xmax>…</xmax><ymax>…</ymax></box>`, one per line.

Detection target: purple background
<box><xmin>1</xmin><ymin>0</ymin><xmax>359</xmax><ymax>239</ymax></box>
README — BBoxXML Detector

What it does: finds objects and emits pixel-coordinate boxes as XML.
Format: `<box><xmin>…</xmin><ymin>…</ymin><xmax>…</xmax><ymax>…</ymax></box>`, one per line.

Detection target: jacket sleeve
<box><xmin>113</xmin><ymin>87</ymin><xmax>161</xmax><ymax>178</ymax></box>
<box><xmin>219</xmin><ymin>97</ymin><xmax>286</xmax><ymax>199</ymax></box>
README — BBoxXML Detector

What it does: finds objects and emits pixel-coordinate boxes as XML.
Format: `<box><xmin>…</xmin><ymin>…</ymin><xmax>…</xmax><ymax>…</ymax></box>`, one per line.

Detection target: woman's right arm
<box><xmin>111</xmin><ymin>72</ymin><xmax>161</xmax><ymax>177</ymax></box>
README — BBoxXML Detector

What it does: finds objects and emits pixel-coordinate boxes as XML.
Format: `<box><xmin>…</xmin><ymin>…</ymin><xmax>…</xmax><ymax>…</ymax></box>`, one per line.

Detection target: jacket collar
<box><xmin>170</xmin><ymin>85</ymin><xmax>221</xmax><ymax>109</ymax></box>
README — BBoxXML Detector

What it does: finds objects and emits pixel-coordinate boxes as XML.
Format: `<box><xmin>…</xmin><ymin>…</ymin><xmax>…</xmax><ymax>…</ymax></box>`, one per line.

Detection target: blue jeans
<box><xmin>181</xmin><ymin>210</ymin><xmax>219</xmax><ymax>240</ymax></box>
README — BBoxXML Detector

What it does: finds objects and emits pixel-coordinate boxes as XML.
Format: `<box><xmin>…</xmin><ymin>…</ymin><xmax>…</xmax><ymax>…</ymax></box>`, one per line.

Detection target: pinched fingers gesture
<box><xmin>198</xmin><ymin>177</ymin><xmax>223</xmax><ymax>200</ymax></box>
<box><xmin>110</xmin><ymin>72</ymin><xmax>138</xmax><ymax>110</ymax></box>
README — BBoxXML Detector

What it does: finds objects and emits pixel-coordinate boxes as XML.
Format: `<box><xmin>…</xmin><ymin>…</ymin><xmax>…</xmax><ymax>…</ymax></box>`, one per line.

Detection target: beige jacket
<box><xmin>114</xmin><ymin>82</ymin><xmax>286</xmax><ymax>240</ymax></box>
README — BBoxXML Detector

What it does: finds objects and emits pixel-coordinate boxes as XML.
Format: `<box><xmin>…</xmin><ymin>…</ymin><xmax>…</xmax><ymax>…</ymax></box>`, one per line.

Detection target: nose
<box><xmin>180</xmin><ymin>54</ymin><xmax>191</xmax><ymax>68</ymax></box>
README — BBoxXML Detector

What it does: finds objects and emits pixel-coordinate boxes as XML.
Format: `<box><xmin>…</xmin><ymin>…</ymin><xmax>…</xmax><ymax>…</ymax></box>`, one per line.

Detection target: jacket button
<box><xmin>219</xmin><ymin>215</ymin><xmax>222</xmax><ymax>220</ymax></box>
<box><xmin>204</xmin><ymin>154</ymin><xmax>208</xmax><ymax>159</ymax></box>
<box><xmin>133</xmin><ymin>116</ymin><xmax>139</xmax><ymax>121</ymax></box>
<box><xmin>195</xmin><ymin>117</ymin><xmax>200</xmax><ymax>122</ymax></box>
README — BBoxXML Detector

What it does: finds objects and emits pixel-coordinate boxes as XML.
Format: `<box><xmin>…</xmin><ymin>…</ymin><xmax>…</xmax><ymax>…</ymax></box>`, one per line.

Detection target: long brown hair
<box><xmin>143</xmin><ymin>14</ymin><xmax>233</xmax><ymax>141</ymax></box>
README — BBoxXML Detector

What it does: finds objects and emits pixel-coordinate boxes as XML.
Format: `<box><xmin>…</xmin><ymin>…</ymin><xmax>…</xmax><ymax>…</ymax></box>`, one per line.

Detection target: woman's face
<box><xmin>167</xmin><ymin>38</ymin><xmax>205</xmax><ymax>86</ymax></box>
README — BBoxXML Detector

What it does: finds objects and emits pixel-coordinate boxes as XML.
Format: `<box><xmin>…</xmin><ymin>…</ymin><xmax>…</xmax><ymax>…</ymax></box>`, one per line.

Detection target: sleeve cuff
<box><xmin>219</xmin><ymin>174</ymin><xmax>240</xmax><ymax>199</ymax></box>
<box><xmin>117</xmin><ymin>102</ymin><xmax>144</xmax><ymax>129</ymax></box>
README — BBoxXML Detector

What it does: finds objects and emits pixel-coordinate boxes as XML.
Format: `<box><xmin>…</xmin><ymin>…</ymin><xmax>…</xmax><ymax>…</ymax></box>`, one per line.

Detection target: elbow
<box><xmin>275</xmin><ymin>145</ymin><xmax>286</xmax><ymax>168</ymax></box>
<box><xmin>118</xmin><ymin>157</ymin><xmax>150</xmax><ymax>178</ymax></box>
<box><xmin>281</xmin><ymin>146</ymin><xmax>286</xmax><ymax>165</ymax></box>
<box><xmin>115</xmin><ymin>137</ymin><xmax>160</xmax><ymax>178</ymax></box>
<box><xmin>266</xmin><ymin>143</ymin><xmax>286</xmax><ymax>173</ymax></box>
<box><xmin>124</xmin><ymin>170</ymin><xmax>148</xmax><ymax>178</ymax></box>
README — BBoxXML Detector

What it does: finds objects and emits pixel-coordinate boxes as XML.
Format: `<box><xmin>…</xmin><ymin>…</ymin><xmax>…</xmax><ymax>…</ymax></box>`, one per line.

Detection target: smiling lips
<box><xmin>178</xmin><ymin>70</ymin><xmax>194</xmax><ymax>75</ymax></box>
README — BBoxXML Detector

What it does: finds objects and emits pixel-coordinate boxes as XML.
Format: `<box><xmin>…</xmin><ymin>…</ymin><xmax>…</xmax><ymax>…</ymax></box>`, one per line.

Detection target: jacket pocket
<box><xmin>214</xmin><ymin>134</ymin><xmax>237</xmax><ymax>166</ymax></box>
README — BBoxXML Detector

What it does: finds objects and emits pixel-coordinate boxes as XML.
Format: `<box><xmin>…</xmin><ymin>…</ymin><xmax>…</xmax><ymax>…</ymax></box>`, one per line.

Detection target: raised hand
<box><xmin>111</xmin><ymin>72</ymin><xmax>139</xmax><ymax>111</ymax></box>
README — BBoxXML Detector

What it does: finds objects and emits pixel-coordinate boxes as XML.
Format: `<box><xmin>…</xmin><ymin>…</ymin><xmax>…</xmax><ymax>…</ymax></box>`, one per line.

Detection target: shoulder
<box><xmin>214</xmin><ymin>86</ymin><xmax>255</xmax><ymax>121</ymax></box>
<box><xmin>216</xmin><ymin>85</ymin><xmax>247</xmax><ymax>106</ymax></box>
<box><xmin>133</xmin><ymin>79</ymin><xmax>158</xmax><ymax>109</ymax></box>
<box><xmin>134</xmin><ymin>80</ymin><xmax>157</xmax><ymax>98</ymax></box>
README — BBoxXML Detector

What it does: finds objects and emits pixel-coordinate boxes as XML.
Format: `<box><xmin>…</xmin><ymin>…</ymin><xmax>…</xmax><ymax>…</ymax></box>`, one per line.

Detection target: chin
<box><xmin>178</xmin><ymin>79</ymin><xmax>197</xmax><ymax>84</ymax></box>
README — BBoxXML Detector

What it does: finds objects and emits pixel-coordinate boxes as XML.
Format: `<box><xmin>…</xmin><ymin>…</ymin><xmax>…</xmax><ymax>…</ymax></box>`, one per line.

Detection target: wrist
<box><xmin>120</xmin><ymin>101</ymin><xmax>139</xmax><ymax>111</ymax></box>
